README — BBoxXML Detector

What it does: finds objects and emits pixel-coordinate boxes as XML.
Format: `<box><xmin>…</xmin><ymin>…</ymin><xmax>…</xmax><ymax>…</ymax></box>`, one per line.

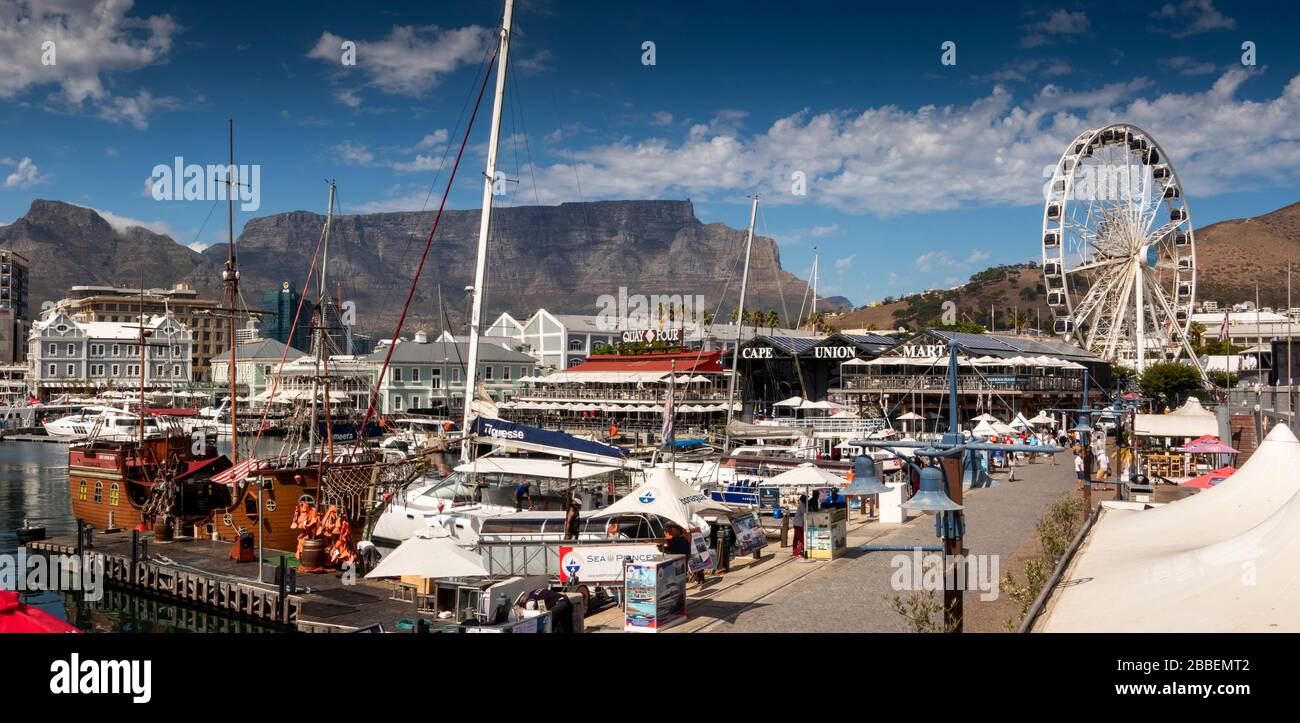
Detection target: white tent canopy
<box><xmin>1010</xmin><ymin>413</ymin><xmax>1033</xmax><ymax>430</ymax></box>
<box><xmin>1037</xmin><ymin>424</ymin><xmax>1300</xmax><ymax>631</ymax></box>
<box><xmin>592</xmin><ymin>468</ymin><xmax>729</xmax><ymax>529</ymax></box>
<box><xmin>1134</xmin><ymin>397</ymin><xmax>1218</xmax><ymax>438</ymax></box>
<box><xmin>970</xmin><ymin>419</ymin><xmax>998</xmax><ymax>438</ymax></box>
<box><xmin>896</xmin><ymin>411</ymin><xmax>924</xmax><ymax>421</ymax></box>
<box><xmin>972</xmin><ymin>413</ymin><xmax>1000</xmax><ymax>423</ymax></box>
<box><xmin>773</xmin><ymin>396</ymin><xmax>804</xmax><ymax>407</ymax></box>
<box><xmin>365</xmin><ymin>531</ymin><xmax>488</xmax><ymax>579</ymax></box>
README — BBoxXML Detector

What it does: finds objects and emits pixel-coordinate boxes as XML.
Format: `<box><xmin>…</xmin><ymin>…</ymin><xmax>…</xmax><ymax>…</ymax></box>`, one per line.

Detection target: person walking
<box><xmin>792</xmin><ymin>494</ymin><xmax>807</xmax><ymax>557</ymax></box>
<box><xmin>1097</xmin><ymin>448</ymin><xmax>1111</xmax><ymax>487</ymax></box>
<box><xmin>1074</xmin><ymin>447</ymin><xmax>1086</xmax><ymax>491</ymax></box>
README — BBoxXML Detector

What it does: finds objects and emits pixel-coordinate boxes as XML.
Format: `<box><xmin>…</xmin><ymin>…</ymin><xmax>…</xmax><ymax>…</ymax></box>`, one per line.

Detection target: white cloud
<box><xmin>650</xmin><ymin>111</ymin><xmax>674</xmax><ymax>126</ymax></box>
<box><xmin>1150</xmin><ymin>0</ymin><xmax>1236</xmax><ymax>38</ymax></box>
<box><xmin>76</xmin><ymin>204</ymin><xmax>175</xmax><ymax>238</ymax></box>
<box><xmin>966</xmin><ymin>249</ymin><xmax>991</xmax><ymax>264</ymax></box>
<box><xmin>414</xmin><ymin>129</ymin><xmax>449</xmax><ymax>149</ymax></box>
<box><xmin>516</xmin><ymin>70</ymin><xmax>1300</xmax><ymax>216</ymax></box>
<box><xmin>514</xmin><ymin>49</ymin><xmax>553</xmax><ymax>75</ymax></box>
<box><xmin>333</xmin><ymin>142</ymin><xmax>375</xmax><ymax>166</ymax></box>
<box><xmin>351</xmin><ymin>191</ymin><xmax>435</xmax><ymax>214</ymax></box>
<box><xmin>307</xmin><ymin>25</ymin><xmax>492</xmax><ymax>105</ymax></box>
<box><xmin>0</xmin><ymin>1</ymin><xmax>179</xmax><ymax>126</ymax></box>
<box><xmin>1021</xmin><ymin>9</ymin><xmax>1090</xmax><ymax>48</ymax></box>
<box><xmin>833</xmin><ymin>255</ymin><xmax>855</xmax><ymax>272</ymax></box>
<box><xmin>3</xmin><ymin>157</ymin><xmax>49</xmax><ymax>189</ymax></box>
<box><xmin>95</xmin><ymin>89</ymin><xmax>183</xmax><ymax>130</ymax></box>
<box><xmin>915</xmin><ymin>251</ymin><xmax>956</xmax><ymax>273</ymax></box>
<box><xmin>773</xmin><ymin>223</ymin><xmax>839</xmax><ymax>246</ymax></box>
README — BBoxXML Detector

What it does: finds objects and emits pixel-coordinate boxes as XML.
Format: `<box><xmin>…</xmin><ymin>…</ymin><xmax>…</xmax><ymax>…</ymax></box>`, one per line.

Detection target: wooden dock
<box><xmin>25</xmin><ymin>532</ymin><xmax>419</xmax><ymax>633</ymax></box>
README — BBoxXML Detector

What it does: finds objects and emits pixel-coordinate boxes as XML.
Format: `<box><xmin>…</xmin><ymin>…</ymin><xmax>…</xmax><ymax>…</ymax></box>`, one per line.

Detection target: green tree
<box><xmin>1188</xmin><ymin>321</ymin><xmax>1206</xmax><ymax>351</ymax></box>
<box><xmin>1111</xmin><ymin>363</ymin><xmax>1138</xmax><ymax>391</ymax></box>
<box><xmin>766</xmin><ymin>309</ymin><xmax>780</xmax><ymax>333</ymax></box>
<box><xmin>1007</xmin><ymin>308</ymin><xmax>1030</xmax><ymax>334</ymax></box>
<box><xmin>1139</xmin><ymin>362</ymin><xmax>1205</xmax><ymax>408</ymax></box>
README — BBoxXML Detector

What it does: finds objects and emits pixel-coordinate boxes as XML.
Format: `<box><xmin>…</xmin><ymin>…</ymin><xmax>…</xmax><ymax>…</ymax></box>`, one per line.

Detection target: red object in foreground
<box><xmin>0</xmin><ymin>591</ymin><xmax>80</xmax><ymax>633</ymax></box>
<box><xmin>1181</xmin><ymin>466</ymin><xmax>1237</xmax><ymax>489</ymax></box>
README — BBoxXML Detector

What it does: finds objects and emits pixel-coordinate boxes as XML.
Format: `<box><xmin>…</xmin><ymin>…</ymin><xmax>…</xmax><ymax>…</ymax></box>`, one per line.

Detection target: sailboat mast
<box><xmin>811</xmin><ymin>249</ymin><xmax>818</xmax><ymax>320</ymax></box>
<box><xmin>224</xmin><ymin>119</ymin><xmax>239</xmax><ymax>463</ymax></box>
<box><xmin>309</xmin><ymin>181</ymin><xmax>336</xmax><ymax>452</ymax></box>
<box><xmin>459</xmin><ymin>0</ymin><xmax>514</xmax><ymax>463</ymax></box>
<box><xmin>723</xmin><ymin>195</ymin><xmax>759</xmax><ymax>451</ymax></box>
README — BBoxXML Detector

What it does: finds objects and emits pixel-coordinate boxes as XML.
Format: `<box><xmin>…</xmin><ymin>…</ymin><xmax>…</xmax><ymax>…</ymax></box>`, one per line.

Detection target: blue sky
<box><xmin>2</xmin><ymin>0</ymin><xmax>1298</xmax><ymax>307</ymax></box>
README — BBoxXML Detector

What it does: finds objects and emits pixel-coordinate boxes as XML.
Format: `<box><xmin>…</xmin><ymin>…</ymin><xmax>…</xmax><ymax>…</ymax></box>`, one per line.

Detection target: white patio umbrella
<box><xmin>896</xmin><ymin>411</ymin><xmax>924</xmax><ymax>421</ymax></box>
<box><xmin>971</xmin><ymin>419</ymin><xmax>998</xmax><ymax>437</ymax></box>
<box><xmin>1028</xmin><ymin>410</ymin><xmax>1055</xmax><ymax>426</ymax></box>
<box><xmin>765</xmin><ymin>462</ymin><xmax>850</xmax><ymax>488</ymax></box>
<box><xmin>972</xmin><ymin>413</ymin><xmax>1001</xmax><ymax>423</ymax></box>
<box><xmin>365</xmin><ymin>531</ymin><xmax>488</xmax><ymax>579</ymax></box>
<box><xmin>773</xmin><ymin>396</ymin><xmax>803</xmax><ymax>407</ymax></box>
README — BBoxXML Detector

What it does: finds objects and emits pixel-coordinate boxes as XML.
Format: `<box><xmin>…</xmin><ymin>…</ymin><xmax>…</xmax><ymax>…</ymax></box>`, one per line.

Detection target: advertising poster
<box><xmin>731</xmin><ymin>513</ymin><xmax>768</xmax><ymax>556</ymax></box>
<box><xmin>688</xmin><ymin>529</ymin><xmax>716</xmax><ymax>573</ymax></box>
<box><xmin>624</xmin><ymin>556</ymin><xmax>687</xmax><ymax>632</ymax></box>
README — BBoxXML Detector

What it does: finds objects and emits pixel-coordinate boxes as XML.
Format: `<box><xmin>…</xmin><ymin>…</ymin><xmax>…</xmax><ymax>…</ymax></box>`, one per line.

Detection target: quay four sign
<box><xmin>622</xmin><ymin>328</ymin><xmax>681</xmax><ymax>344</ymax></box>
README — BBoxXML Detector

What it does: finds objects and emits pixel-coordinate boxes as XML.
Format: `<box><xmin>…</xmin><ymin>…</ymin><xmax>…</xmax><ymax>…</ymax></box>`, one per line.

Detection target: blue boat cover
<box><xmin>470</xmin><ymin>417</ymin><xmax>628</xmax><ymax>460</ymax></box>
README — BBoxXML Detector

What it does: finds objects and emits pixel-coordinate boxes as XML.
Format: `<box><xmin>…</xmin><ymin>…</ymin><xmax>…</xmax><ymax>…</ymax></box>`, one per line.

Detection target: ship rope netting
<box><xmin>319</xmin><ymin>456</ymin><xmax>429</xmax><ymax>523</ymax></box>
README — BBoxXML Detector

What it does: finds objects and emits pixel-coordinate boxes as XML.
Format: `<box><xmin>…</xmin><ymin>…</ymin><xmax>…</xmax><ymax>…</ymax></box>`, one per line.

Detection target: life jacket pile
<box><xmin>290</xmin><ymin>502</ymin><xmax>357</xmax><ymax>568</ymax></box>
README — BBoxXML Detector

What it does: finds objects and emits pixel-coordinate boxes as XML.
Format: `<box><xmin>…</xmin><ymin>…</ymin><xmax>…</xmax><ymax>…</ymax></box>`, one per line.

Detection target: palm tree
<box><xmin>729</xmin><ymin>309</ymin><xmax>738</xmax><ymax>324</ymax></box>
<box><xmin>1188</xmin><ymin>321</ymin><xmax>1206</xmax><ymax>351</ymax></box>
<box><xmin>1007</xmin><ymin>308</ymin><xmax>1030</xmax><ymax>334</ymax></box>
<box><xmin>702</xmin><ymin>310</ymin><xmax>714</xmax><ymax>327</ymax></box>
<box><xmin>766</xmin><ymin>309</ymin><xmax>779</xmax><ymax>333</ymax></box>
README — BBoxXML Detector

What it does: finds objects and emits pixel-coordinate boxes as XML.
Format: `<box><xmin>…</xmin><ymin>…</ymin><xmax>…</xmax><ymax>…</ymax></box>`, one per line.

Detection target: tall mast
<box><xmin>723</xmin><ymin>195</ymin><xmax>758</xmax><ymax>452</ymax></box>
<box><xmin>309</xmin><ymin>181</ymin><xmax>336</xmax><ymax>453</ymax></box>
<box><xmin>223</xmin><ymin>119</ymin><xmax>239</xmax><ymax>462</ymax></box>
<box><xmin>459</xmin><ymin>0</ymin><xmax>514</xmax><ymax>463</ymax></box>
<box><xmin>810</xmin><ymin>249</ymin><xmax>819</xmax><ymax>320</ymax></box>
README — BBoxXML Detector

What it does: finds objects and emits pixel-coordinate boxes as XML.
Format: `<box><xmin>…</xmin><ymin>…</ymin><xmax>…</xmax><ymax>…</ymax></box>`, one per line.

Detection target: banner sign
<box><xmin>558</xmin><ymin>544</ymin><xmax>661</xmax><ymax>583</ymax></box>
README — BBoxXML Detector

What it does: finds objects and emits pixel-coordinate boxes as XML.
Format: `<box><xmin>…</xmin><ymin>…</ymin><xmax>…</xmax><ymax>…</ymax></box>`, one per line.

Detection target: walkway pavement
<box><xmin>585</xmin><ymin>455</ymin><xmax>1079</xmax><ymax>633</ymax></box>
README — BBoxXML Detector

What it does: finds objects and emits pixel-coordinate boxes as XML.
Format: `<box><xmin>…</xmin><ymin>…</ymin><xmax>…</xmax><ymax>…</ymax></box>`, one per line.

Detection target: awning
<box><xmin>1135</xmin><ymin>397</ymin><xmax>1218</xmax><ymax>438</ymax></box>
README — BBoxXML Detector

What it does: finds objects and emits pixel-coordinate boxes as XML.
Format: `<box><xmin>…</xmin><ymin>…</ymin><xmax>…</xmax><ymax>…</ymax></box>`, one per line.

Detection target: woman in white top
<box><xmin>1074</xmin><ymin>450</ymin><xmax>1086</xmax><ymax>490</ymax></box>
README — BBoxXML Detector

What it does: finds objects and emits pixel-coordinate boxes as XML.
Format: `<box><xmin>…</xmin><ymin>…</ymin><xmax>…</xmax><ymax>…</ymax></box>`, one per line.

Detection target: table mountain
<box><xmin>3</xmin><ymin>198</ymin><xmax>839</xmax><ymax>335</ymax></box>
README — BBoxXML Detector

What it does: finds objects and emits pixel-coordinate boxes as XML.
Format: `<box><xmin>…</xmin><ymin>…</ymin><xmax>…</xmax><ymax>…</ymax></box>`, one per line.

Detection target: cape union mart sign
<box><xmin>741</xmin><ymin>344</ymin><xmax>859</xmax><ymax>360</ymax></box>
<box><xmin>621</xmin><ymin>328</ymin><xmax>681</xmax><ymax>344</ymax></box>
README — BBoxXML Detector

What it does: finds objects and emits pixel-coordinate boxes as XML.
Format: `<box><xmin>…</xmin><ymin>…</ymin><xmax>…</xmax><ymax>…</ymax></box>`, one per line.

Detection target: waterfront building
<box><xmin>831</xmin><ymin>329</ymin><xmax>1104</xmax><ymax>424</ymax></box>
<box><xmin>730</xmin><ymin>332</ymin><xmax>894</xmax><ymax>414</ymax></box>
<box><xmin>365</xmin><ymin>330</ymin><xmax>538</xmax><ymax>415</ymax></box>
<box><xmin>50</xmin><ymin>283</ymin><xmax>220</xmax><ymax>382</ymax></box>
<box><xmin>210</xmin><ymin>335</ymin><xmax>307</xmax><ymax>402</ymax></box>
<box><xmin>27</xmin><ymin>311</ymin><xmax>193</xmax><ymax>400</ymax></box>
<box><xmin>501</xmin><ymin>349</ymin><xmax>731</xmax><ymax>442</ymax></box>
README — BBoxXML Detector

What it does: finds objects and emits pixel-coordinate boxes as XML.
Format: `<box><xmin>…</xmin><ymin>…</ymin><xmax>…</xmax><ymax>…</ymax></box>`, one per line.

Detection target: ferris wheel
<box><xmin>1042</xmin><ymin>123</ymin><xmax>1204</xmax><ymax>375</ymax></box>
